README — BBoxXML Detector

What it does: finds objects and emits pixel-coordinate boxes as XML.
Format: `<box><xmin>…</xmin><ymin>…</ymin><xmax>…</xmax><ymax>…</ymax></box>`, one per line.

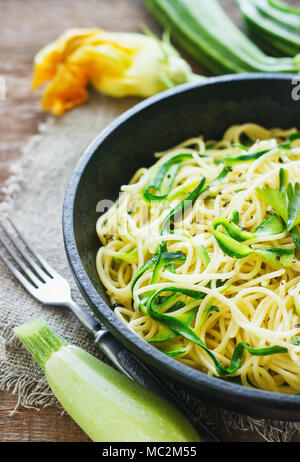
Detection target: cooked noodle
<box><xmin>96</xmin><ymin>123</ymin><xmax>300</xmax><ymax>393</ymax></box>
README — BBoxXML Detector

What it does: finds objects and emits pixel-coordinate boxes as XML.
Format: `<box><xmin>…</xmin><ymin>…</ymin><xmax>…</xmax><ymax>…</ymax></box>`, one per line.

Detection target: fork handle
<box><xmin>67</xmin><ymin>299</ymin><xmax>102</xmax><ymax>334</ymax></box>
<box><xmin>94</xmin><ymin>328</ymin><xmax>219</xmax><ymax>442</ymax></box>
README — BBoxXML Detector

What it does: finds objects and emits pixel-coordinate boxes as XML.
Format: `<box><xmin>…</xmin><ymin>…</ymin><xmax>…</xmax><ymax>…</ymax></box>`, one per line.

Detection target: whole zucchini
<box><xmin>238</xmin><ymin>0</ymin><xmax>300</xmax><ymax>57</ymax></box>
<box><xmin>143</xmin><ymin>0</ymin><xmax>300</xmax><ymax>74</ymax></box>
<box><xmin>14</xmin><ymin>318</ymin><xmax>201</xmax><ymax>442</ymax></box>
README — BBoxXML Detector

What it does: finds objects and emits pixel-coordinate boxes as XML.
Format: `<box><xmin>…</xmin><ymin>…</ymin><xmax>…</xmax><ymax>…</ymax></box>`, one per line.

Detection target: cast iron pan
<box><xmin>63</xmin><ymin>74</ymin><xmax>300</xmax><ymax>421</ymax></box>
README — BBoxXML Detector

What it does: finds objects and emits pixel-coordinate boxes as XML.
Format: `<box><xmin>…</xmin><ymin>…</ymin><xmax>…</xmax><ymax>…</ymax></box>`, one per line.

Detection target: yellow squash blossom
<box><xmin>32</xmin><ymin>28</ymin><xmax>202</xmax><ymax>116</ymax></box>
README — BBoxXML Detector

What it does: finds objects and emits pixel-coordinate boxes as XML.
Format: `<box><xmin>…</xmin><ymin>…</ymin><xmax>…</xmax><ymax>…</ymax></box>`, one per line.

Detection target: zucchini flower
<box><xmin>32</xmin><ymin>28</ymin><xmax>202</xmax><ymax>116</ymax></box>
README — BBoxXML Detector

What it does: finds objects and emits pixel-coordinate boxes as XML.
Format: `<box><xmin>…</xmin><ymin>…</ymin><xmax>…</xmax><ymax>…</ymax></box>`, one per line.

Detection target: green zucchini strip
<box><xmin>113</xmin><ymin>248</ymin><xmax>138</xmax><ymax>265</ymax></box>
<box><xmin>213</xmin><ymin>218</ymin><xmax>256</xmax><ymax>241</ymax></box>
<box><xmin>280</xmin><ymin>132</ymin><xmax>300</xmax><ymax>149</ymax></box>
<box><xmin>213</xmin><ymin>229</ymin><xmax>252</xmax><ymax>259</ymax></box>
<box><xmin>196</xmin><ymin>244</ymin><xmax>211</xmax><ymax>268</ymax></box>
<box><xmin>161</xmin><ymin>176</ymin><xmax>207</xmax><ymax>239</ymax></box>
<box><xmin>131</xmin><ymin>250</ymin><xmax>186</xmax><ymax>293</ymax></box>
<box><xmin>161</xmin><ymin>166</ymin><xmax>231</xmax><ymax>240</ymax></box>
<box><xmin>149</xmin><ymin>306</ymin><xmax>198</xmax><ymax>344</ymax></box>
<box><xmin>145</xmin><ymin>287</ymin><xmax>288</xmax><ymax>376</ymax></box>
<box><xmin>255</xmin><ymin>247</ymin><xmax>295</xmax><ymax>266</ymax></box>
<box><xmin>143</xmin><ymin>153</ymin><xmax>193</xmax><ymax>201</ymax></box>
<box><xmin>215</xmin><ymin>148</ymin><xmax>270</xmax><ymax>166</ymax></box>
<box><xmin>213</xmin><ymin>214</ymin><xmax>284</xmax><ymax>240</ymax></box>
<box><xmin>292</xmin><ymin>336</ymin><xmax>300</xmax><ymax>346</ymax></box>
<box><xmin>212</xmin><ymin>218</ymin><xmax>295</xmax><ymax>266</ymax></box>
<box><xmin>254</xmin><ymin>214</ymin><xmax>285</xmax><ymax>236</ymax></box>
<box><xmin>195</xmin><ymin>305</ymin><xmax>220</xmax><ymax>331</ymax></box>
<box><xmin>158</xmin><ymin>342</ymin><xmax>187</xmax><ymax>357</ymax></box>
<box><xmin>232</xmin><ymin>143</ymin><xmax>249</xmax><ymax>151</ymax></box>
<box><xmin>229</xmin><ymin>209</ymin><xmax>240</xmax><ymax>225</ymax></box>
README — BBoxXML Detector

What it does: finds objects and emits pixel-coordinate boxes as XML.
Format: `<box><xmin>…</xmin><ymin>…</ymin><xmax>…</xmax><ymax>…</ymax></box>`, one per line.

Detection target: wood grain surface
<box><xmin>0</xmin><ymin>0</ymin><xmax>299</xmax><ymax>443</ymax></box>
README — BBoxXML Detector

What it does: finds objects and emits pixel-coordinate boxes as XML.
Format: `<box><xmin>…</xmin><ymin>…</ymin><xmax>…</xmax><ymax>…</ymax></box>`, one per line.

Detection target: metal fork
<box><xmin>0</xmin><ymin>217</ymin><xmax>219</xmax><ymax>442</ymax></box>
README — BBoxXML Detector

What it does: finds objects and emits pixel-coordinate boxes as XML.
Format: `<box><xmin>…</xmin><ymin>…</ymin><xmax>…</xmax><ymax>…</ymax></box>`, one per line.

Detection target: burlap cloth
<box><xmin>0</xmin><ymin>92</ymin><xmax>299</xmax><ymax>441</ymax></box>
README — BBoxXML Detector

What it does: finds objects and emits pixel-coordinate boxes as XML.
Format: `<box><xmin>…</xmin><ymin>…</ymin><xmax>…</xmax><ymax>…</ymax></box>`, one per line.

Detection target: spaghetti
<box><xmin>96</xmin><ymin>123</ymin><xmax>300</xmax><ymax>393</ymax></box>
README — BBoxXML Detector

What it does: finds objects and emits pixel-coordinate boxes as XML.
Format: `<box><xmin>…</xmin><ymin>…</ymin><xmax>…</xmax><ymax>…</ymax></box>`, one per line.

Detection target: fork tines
<box><xmin>0</xmin><ymin>217</ymin><xmax>54</xmax><ymax>292</ymax></box>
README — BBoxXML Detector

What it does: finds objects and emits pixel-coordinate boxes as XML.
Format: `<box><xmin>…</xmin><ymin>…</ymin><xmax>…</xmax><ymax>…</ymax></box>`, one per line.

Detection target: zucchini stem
<box><xmin>14</xmin><ymin>319</ymin><xmax>68</xmax><ymax>370</ymax></box>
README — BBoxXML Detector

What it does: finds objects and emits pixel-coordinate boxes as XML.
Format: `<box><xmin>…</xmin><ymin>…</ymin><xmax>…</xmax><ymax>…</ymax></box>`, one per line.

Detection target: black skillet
<box><xmin>63</xmin><ymin>74</ymin><xmax>300</xmax><ymax>424</ymax></box>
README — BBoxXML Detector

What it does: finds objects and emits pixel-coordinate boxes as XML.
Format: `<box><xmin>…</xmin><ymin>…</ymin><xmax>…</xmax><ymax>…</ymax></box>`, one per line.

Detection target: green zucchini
<box><xmin>15</xmin><ymin>319</ymin><xmax>201</xmax><ymax>442</ymax></box>
<box><xmin>143</xmin><ymin>0</ymin><xmax>300</xmax><ymax>74</ymax></box>
<box><xmin>256</xmin><ymin>0</ymin><xmax>300</xmax><ymax>29</ymax></box>
<box><xmin>268</xmin><ymin>0</ymin><xmax>300</xmax><ymax>16</ymax></box>
<box><xmin>238</xmin><ymin>0</ymin><xmax>300</xmax><ymax>57</ymax></box>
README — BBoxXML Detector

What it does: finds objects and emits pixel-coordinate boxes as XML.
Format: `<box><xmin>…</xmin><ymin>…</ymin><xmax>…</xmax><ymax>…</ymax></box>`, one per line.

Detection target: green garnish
<box><xmin>213</xmin><ymin>214</ymin><xmax>284</xmax><ymax>241</ymax></box>
<box><xmin>256</xmin><ymin>168</ymin><xmax>300</xmax><ymax>231</ymax></box>
<box><xmin>286</xmin><ymin>182</ymin><xmax>300</xmax><ymax>231</ymax></box>
<box><xmin>213</xmin><ymin>229</ymin><xmax>252</xmax><ymax>259</ymax></box>
<box><xmin>256</xmin><ymin>168</ymin><xmax>300</xmax><ymax>250</ymax></box>
<box><xmin>215</xmin><ymin>132</ymin><xmax>300</xmax><ymax>166</ymax></box>
<box><xmin>255</xmin><ymin>247</ymin><xmax>295</xmax><ymax>267</ymax></box>
<box><xmin>143</xmin><ymin>152</ymin><xmax>210</xmax><ymax>202</ymax></box>
<box><xmin>256</xmin><ymin>183</ymin><xmax>289</xmax><ymax>225</ymax></box>
<box><xmin>149</xmin><ymin>326</ymin><xmax>178</xmax><ymax>344</ymax></box>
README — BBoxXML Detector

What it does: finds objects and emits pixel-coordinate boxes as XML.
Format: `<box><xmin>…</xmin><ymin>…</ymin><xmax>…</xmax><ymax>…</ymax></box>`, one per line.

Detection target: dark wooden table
<box><xmin>0</xmin><ymin>0</ymin><xmax>298</xmax><ymax>443</ymax></box>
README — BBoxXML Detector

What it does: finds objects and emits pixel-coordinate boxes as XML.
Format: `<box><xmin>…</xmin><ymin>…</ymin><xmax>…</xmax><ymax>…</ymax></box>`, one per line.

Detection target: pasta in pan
<box><xmin>96</xmin><ymin>123</ymin><xmax>300</xmax><ymax>393</ymax></box>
